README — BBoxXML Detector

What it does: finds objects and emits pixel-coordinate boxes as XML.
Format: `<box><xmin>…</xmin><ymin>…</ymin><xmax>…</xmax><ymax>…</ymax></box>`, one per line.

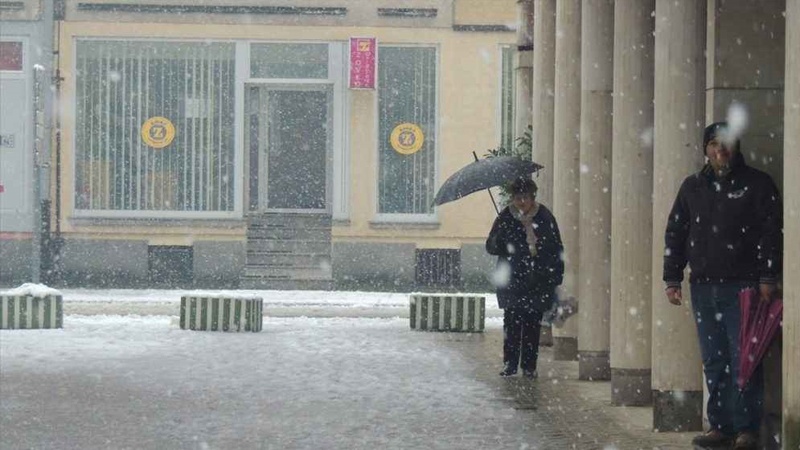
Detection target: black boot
<box><xmin>499</xmin><ymin>364</ymin><xmax>517</xmax><ymax>377</ymax></box>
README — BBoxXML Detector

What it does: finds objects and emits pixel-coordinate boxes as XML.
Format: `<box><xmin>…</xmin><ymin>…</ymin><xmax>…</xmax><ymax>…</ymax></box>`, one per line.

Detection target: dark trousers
<box><xmin>690</xmin><ymin>282</ymin><xmax>763</xmax><ymax>434</ymax></box>
<box><xmin>503</xmin><ymin>306</ymin><xmax>544</xmax><ymax>372</ymax></box>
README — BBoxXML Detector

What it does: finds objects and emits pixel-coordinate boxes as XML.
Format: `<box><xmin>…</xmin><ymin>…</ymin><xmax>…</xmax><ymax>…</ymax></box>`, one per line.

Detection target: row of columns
<box><xmin>516</xmin><ymin>0</ymin><xmax>800</xmax><ymax>440</ymax></box>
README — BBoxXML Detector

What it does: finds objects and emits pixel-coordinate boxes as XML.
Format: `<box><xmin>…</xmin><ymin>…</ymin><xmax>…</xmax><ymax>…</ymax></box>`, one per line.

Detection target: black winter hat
<box><xmin>703</xmin><ymin>122</ymin><xmax>728</xmax><ymax>151</ymax></box>
<box><xmin>702</xmin><ymin>121</ymin><xmax>741</xmax><ymax>154</ymax></box>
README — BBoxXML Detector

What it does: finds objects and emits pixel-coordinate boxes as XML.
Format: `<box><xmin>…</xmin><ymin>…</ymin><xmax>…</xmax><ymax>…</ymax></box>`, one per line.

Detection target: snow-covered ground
<box><xmin>0</xmin><ymin>311</ymin><xmax>542</xmax><ymax>450</ymax></box>
<box><xmin>50</xmin><ymin>288</ymin><xmax>503</xmax><ymax>318</ymax></box>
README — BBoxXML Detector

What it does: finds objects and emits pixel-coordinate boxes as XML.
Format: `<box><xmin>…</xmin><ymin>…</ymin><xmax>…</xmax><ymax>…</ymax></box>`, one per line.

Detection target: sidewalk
<box><xmin>435</xmin><ymin>329</ymin><xmax>696</xmax><ymax>449</ymax></box>
<box><xmin>2</xmin><ymin>289</ymin><xmax>695</xmax><ymax>449</ymax></box>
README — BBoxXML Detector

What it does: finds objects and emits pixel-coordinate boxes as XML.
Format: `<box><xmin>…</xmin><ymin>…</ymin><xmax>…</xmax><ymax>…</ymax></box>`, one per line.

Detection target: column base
<box><xmin>578</xmin><ymin>351</ymin><xmax>610</xmax><ymax>380</ymax></box>
<box><xmin>610</xmin><ymin>368</ymin><xmax>652</xmax><ymax>406</ymax></box>
<box><xmin>652</xmin><ymin>389</ymin><xmax>703</xmax><ymax>432</ymax></box>
<box><xmin>552</xmin><ymin>336</ymin><xmax>578</xmax><ymax>361</ymax></box>
<box><xmin>539</xmin><ymin>324</ymin><xmax>553</xmax><ymax>347</ymax></box>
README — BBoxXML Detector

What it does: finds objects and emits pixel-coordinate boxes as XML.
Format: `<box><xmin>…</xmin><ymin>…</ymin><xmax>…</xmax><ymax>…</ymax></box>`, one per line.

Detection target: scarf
<box><xmin>511</xmin><ymin>203</ymin><xmax>540</xmax><ymax>256</ymax></box>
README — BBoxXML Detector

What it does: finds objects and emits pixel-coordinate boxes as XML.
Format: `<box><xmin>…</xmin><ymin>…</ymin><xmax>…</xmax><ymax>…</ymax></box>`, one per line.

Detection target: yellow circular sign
<box><xmin>141</xmin><ymin>116</ymin><xmax>176</xmax><ymax>149</ymax></box>
<box><xmin>390</xmin><ymin>123</ymin><xmax>425</xmax><ymax>155</ymax></box>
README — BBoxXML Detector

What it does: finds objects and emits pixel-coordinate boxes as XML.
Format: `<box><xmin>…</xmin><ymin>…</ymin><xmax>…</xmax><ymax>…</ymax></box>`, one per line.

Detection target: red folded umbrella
<box><xmin>737</xmin><ymin>288</ymin><xmax>783</xmax><ymax>391</ymax></box>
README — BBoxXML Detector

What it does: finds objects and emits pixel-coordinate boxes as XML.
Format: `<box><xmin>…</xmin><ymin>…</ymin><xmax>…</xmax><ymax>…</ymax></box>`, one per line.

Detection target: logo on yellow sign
<box><xmin>390</xmin><ymin>123</ymin><xmax>425</xmax><ymax>155</ymax></box>
<box><xmin>141</xmin><ymin>116</ymin><xmax>176</xmax><ymax>149</ymax></box>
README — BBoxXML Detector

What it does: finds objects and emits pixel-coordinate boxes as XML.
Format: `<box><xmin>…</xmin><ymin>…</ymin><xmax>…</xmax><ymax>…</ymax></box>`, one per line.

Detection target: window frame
<box><xmin>371</xmin><ymin>43</ymin><xmax>440</xmax><ymax>224</ymax></box>
<box><xmin>498</xmin><ymin>44</ymin><xmax>517</xmax><ymax>153</ymax></box>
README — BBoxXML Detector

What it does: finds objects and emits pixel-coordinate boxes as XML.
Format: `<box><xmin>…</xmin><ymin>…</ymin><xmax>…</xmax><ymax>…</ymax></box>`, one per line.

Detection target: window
<box><xmin>250</xmin><ymin>43</ymin><xmax>328</xmax><ymax>79</ymax></box>
<box><xmin>500</xmin><ymin>46</ymin><xmax>516</xmax><ymax>151</ymax></box>
<box><xmin>74</xmin><ymin>40</ymin><xmax>235</xmax><ymax>214</ymax></box>
<box><xmin>0</xmin><ymin>41</ymin><xmax>23</xmax><ymax>71</ymax></box>
<box><xmin>377</xmin><ymin>46</ymin><xmax>437</xmax><ymax>216</ymax></box>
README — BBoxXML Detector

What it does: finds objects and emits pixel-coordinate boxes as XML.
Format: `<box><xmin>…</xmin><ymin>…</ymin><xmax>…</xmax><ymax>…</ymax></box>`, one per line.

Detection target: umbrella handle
<box><xmin>473</xmin><ymin>151</ymin><xmax>500</xmax><ymax>215</ymax></box>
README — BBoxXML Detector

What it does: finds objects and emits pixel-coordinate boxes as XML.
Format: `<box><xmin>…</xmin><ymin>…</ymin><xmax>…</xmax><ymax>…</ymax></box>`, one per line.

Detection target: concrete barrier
<box><xmin>1</xmin><ymin>289</ymin><xmax>63</xmax><ymax>330</ymax></box>
<box><xmin>180</xmin><ymin>296</ymin><xmax>263</xmax><ymax>332</ymax></box>
<box><xmin>409</xmin><ymin>294</ymin><xmax>485</xmax><ymax>332</ymax></box>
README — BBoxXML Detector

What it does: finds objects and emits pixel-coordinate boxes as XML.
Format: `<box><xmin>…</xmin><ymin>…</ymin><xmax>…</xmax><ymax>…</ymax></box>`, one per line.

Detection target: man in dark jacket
<box><xmin>486</xmin><ymin>177</ymin><xmax>564</xmax><ymax>379</ymax></box>
<box><xmin>663</xmin><ymin>122</ymin><xmax>782</xmax><ymax>450</ymax></box>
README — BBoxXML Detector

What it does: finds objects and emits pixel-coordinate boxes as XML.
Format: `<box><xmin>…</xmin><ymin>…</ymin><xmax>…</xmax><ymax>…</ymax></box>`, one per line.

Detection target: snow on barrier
<box><xmin>409</xmin><ymin>294</ymin><xmax>485</xmax><ymax>332</ymax></box>
<box><xmin>0</xmin><ymin>284</ymin><xmax>63</xmax><ymax>329</ymax></box>
<box><xmin>180</xmin><ymin>295</ymin><xmax>263</xmax><ymax>332</ymax></box>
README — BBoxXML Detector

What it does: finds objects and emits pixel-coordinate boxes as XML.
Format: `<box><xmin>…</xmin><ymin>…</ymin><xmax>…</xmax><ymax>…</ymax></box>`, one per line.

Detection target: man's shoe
<box><xmin>499</xmin><ymin>365</ymin><xmax>517</xmax><ymax>377</ymax></box>
<box><xmin>732</xmin><ymin>432</ymin><xmax>757</xmax><ymax>450</ymax></box>
<box><xmin>691</xmin><ymin>430</ymin><xmax>733</xmax><ymax>448</ymax></box>
<box><xmin>522</xmin><ymin>370</ymin><xmax>538</xmax><ymax>379</ymax></box>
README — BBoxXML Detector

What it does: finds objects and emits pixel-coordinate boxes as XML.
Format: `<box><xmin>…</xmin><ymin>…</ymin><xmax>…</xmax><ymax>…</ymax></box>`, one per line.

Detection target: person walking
<box><xmin>486</xmin><ymin>177</ymin><xmax>564</xmax><ymax>379</ymax></box>
<box><xmin>663</xmin><ymin>122</ymin><xmax>783</xmax><ymax>450</ymax></box>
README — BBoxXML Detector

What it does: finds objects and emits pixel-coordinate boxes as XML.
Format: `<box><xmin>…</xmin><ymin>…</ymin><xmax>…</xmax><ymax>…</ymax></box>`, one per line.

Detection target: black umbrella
<box><xmin>433</xmin><ymin>154</ymin><xmax>544</xmax><ymax>212</ymax></box>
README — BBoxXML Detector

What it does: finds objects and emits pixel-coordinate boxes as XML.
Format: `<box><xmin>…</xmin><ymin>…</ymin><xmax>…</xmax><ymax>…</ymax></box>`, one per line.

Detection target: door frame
<box><xmin>244</xmin><ymin>81</ymin><xmax>334</xmax><ymax>214</ymax></box>
<box><xmin>239</xmin><ymin>40</ymin><xmax>347</xmax><ymax>220</ymax></box>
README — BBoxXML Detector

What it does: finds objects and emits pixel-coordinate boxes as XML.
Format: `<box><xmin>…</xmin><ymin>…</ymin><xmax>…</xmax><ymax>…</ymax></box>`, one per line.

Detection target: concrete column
<box><xmin>533</xmin><ymin>0</ymin><xmax>573</xmax><ymax>358</ymax></box>
<box><xmin>651</xmin><ymin>0</ymin><xmax>704</xmax><ymax>432</ymax></box>
<box><xmin>782</xmin><ymin>1</ymin><xmax>800</xmax><ymax>446</ymax></box>
<box><xmin>551</xmin><ymin>1</ymin><xmax>581</xmax><ymax>361</ymax></box>
<box><xmin>609</xmin><ymin>0</ymin><xmax>655</xmax><ymax>406</ymax></box>
<box><xmin>576</xmin><ymin>0</ymin><xmax>614</xmax><ymax>381</ymax></box>
<box><xmin>531</xmin><ymin>0</ymin><xmax>556</xmax><ymax>207</ymax></box>
<box><xmin>515</xmin><ymin>0</ymin><xmax>533</xmax><ymax>141</ymax></box>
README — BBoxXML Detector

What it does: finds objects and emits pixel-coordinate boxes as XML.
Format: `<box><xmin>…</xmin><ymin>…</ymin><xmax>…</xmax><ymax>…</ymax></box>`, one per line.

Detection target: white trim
<box><xmin>372</xmin><ymin>214</ymin><xmax>439</xmax><ymax>224</ymax></box>
<box><xmin>70</xmin><ymin>209</ymin><xmax>241</xmax><ymax>219</ymax></box>
<box><xmin>234</xmin><ymin>41</ymin><xmax>248</xmax><ymax>217</ymax></box>
<box><xmin>330</xmin><ymin>41</ymin><xmax>348</xmax><ymax>220</ymax></box>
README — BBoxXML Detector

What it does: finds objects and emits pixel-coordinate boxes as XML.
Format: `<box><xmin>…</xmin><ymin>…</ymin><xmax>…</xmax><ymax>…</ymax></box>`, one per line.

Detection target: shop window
<box><xmin>0</xmin><ymin>41</ymin><xmax>23</xmax><ymax>71</ymax></box>
<box><xmin>74</xmin><ymin>40</ymin><xmax>236</xmax><ymax>213</ymax></box>
<box><xmin>500</xmin><ymin>46</ymin><xmax>516</xmax><ymax>152</ymax></box>
<box><xmin>377</xmin><ymin>46</ymin><xmax>437</xmax><ymax>216</ymax></box>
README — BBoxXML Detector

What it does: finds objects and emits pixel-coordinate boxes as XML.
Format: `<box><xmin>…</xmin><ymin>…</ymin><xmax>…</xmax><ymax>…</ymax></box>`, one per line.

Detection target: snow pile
<box><xmin>1</xmin><ymin>283</ymin><xmax>62</xmax><ymax>297</ymax></box>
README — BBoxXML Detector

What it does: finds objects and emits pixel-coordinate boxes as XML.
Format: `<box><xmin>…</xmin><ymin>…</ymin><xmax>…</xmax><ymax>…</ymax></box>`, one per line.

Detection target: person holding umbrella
<box><xmin>486</xmin><ymin>177</ymin><xmax>564</xmax><ymax>379</ymax></box>
<box><xmin>663</xmin><ymin>122</ymin><xmax>783</xmax><ymax>450</ymax></box>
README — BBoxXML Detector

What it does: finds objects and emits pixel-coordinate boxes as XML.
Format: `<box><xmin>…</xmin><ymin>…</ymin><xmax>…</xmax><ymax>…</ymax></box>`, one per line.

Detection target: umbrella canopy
<box><xmin>433</xmin><ymin>156</ymin><xmax>544</xmax><ymax>207</ymax></box>
<box><xmin>737</xmin><ymin>288</ymin><xmax>783</xmax><ymax>391</ymax></box>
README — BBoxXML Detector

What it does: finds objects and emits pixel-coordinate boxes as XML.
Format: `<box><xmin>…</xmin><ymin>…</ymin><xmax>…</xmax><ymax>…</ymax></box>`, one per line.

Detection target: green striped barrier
<box><xmin>409</xmin><ymin>294</ymin><xmax>485</xmax><ymax>332</ymax></box>
<box><xmin>0</xmin><ymin>294</ymin><xmax>63</xmax><ymax>329</ymax></box>
<box><xmin>179</xmin><ymin>296</ymin><xmax>263</xmax><ymax>332</ymax></box>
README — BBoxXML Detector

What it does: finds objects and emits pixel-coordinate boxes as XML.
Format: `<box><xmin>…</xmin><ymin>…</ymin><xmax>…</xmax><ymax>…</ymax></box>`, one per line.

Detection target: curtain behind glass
<box><xmin>74</xmin><ymin>40</ymin><xmax>235</xmax><ymax>212</ymax></box>
<box><xmin>377</xmin><ymin>46</ymin><xmax>436</xmax><ymax>215</ymax></box>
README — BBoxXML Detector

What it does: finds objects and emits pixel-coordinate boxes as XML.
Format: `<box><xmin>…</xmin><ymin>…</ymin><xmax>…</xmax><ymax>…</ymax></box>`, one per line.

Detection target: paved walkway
<box><xmin>1</xmin><ymin>303</ymin><xmax>697</xmax><ymax>449</ymax></box>
<box><xmin>431</xmin><ymin>329</ymin><xmax>696</xmax><ymax>449</ymax></box>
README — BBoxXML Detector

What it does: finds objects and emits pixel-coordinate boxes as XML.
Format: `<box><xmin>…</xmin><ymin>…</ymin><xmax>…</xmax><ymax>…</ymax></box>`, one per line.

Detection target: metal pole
<box><xmin>32</xmin><ymin>65</ymin><xmax>45</xmax><ymax>283</ymax></box>
<box><xmin>472</xmin><ymin>151</ymin><xmax>499</xmax><ymax>214</ymax></box>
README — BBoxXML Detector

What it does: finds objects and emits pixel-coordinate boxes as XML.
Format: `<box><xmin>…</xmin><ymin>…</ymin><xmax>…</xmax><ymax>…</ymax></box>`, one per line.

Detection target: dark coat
<box><xmin>486</xmin><ymin>204</ymin><xmax>565</xmax><ymax>310</ymax></box>
<box><xmin>663</xmin><ymin>152</ymin><xmax>783</xmax><ymax>286</ymax></box>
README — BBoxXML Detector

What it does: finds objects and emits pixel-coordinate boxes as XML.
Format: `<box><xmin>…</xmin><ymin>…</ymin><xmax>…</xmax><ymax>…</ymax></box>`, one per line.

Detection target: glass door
<box><xmin>246</xmin><ymin>84</ymin><xmax>332</xmax><ymax>213</ymax></box>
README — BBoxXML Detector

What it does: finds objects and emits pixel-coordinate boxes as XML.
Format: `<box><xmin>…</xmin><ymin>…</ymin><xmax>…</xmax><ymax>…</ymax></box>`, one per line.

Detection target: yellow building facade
<box><xmin>49</xmin><ymin>0</ymin><xmax>518</xmax><ymax>289</ymax></box>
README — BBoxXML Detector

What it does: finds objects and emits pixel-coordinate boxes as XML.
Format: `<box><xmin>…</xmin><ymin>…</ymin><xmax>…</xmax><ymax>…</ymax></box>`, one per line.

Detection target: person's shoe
<box><xmin>691</xmin><ymin>430</ymin><xmax>733</xmax><ymax>448</ymax></box>
<box><xmin>732</xmin><ymin>432</ymin><xmax>758</xmax><ymax>450</ymax></box>
<box><xmin>499</xmin><ymin>365</ymin><xmax>517</xmax><ymax>377</ymax></box>
<box><xmin>522</xmin><ymin>369</ymin><xmax>538</xmax><ymax>379</ymax></box>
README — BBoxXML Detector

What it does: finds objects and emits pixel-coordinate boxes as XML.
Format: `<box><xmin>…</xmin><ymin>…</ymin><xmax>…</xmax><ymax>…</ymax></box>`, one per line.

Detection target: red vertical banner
<box><xmin>349</xmin><ymin>37</ymin><xmax>376</xmax><ymax>90</ymax></box>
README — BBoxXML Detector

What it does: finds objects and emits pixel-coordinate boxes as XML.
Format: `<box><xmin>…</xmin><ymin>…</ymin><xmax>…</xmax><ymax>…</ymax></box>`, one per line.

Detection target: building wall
<box><xmin>51</xmin><ymin>1</ymin><xmax>516</xmax><ymax>289</ymax></box>
<box><xmin>0</xmin><ymin>0</ymin><xmax>53</xmax><ymax>285</ymax></box>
